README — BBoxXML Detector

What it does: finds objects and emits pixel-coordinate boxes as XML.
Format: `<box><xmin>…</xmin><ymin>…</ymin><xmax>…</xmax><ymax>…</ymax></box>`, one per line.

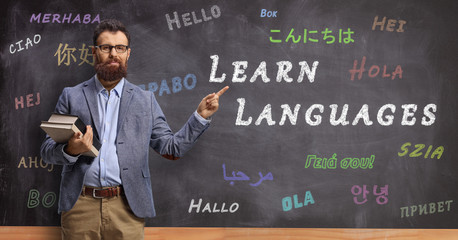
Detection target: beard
<box><xmin>95</xmin><ymin>57</ymin><xmax>128</xmax><ymax>82</ymax></box>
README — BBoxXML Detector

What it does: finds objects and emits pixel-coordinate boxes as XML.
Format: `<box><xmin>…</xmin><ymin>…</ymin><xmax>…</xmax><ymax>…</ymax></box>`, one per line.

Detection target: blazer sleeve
<box><xmin>149</xmin><ymin>92</ymin><xmax>210</xmax><ymax>159</ymax></box>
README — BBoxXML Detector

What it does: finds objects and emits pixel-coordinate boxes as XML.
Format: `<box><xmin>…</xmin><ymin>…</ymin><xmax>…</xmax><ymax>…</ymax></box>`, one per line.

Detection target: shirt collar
<box><xmin>94</xmin><ymin>74</ymin><xmax>125</xmax><ymax>98</ymax></box>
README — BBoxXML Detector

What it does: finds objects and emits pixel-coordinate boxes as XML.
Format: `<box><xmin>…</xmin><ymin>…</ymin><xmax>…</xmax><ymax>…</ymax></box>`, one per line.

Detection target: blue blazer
<box><xmin>41</xmin><ymin>77</ymin><xmax>209</xmax><ymax>218</ymax></box>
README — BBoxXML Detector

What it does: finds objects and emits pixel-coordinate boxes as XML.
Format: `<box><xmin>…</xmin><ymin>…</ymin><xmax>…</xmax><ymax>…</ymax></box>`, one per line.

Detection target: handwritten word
<box><xmin>349</xmin><ymin>56</ymin><xmax>403</xmax><ymax>81</ymax></box>
<box><xmin>305</xmin><ymin>154</ymin><xmax>338</xmax><ymax>169</ymax></box>
<box><xmin>222</xmin><ymin>164</ymin><xmax>273</xmax><ymax>187</ymax></box>
<box><xmin>209</xmin><ymin>55</ymin><xmax>319</xmax><ymax>83</ymax></box>
<box><xmin>340</xmin><ymin>155</ymin><xmax>375</xmax><ymax>169</ymax></box>
<box><xmin>15</xmin><ymin>92</ymin><xmax>40</xmax><ymax>110</ymax></box>
<box><xmin>351</xmin><ymin>185</ymin><xmax>388</xmax><ymax>205</ymax></box>
<box><xmin>30</xmin><ymin>13</ymin><xmax>100</xmax><ymax>24</ymax></box>
<box><xmin>400</xmin><ymin>200</ymin><xmax>453</xmax><ymax>218</ymax></box>
<box><xmin>282</xmin><ymin>191</ymin><xmax>315</xmax><ymax>212</ymax></box>
<box><xmin>9</xmin><ymin>34</ymin><xmax>41</xmax><ymax>54</ymax></box>
<box><xmin>372</xmin><ymin>16</ymin><xmax>407</xmax><ymax>32</ymax></box>
<box><xmin>260</xmin><ymin>9</ymin><xmax>278</xmax><ymax>18</ymax></box>
<box><xmin>398</xmin><ymin>143</ymin><xmax>444</xmax><ymax>159</ymax></box>
<box><xmin>270</xmin><ymin>28</ymin><xmax>354</xmax><ymax>44</ymax></box>
<box><xmin>188</xmin><ymin>198</ymin><xmax>239</xmax><ymax>213</ymax></box>
<box><xmin>305</xmin><ymin>154</ymin><xmax>375</xmax><ymax>169</ymax></box>
<box><xmin>138</xmin><ymin>74</ymin><xmax>196</xmax><ymax>96</ymax></box>
<box><xmin>166</xmin><ymin>5</ymin><xmax>221</xmax><ymax>31</ymax></box>
<box><xmin>54</xmin><ymin>43</ymin><xmax>94</xmax><ymax>67</ymax></box>
<box><xmin>235</xmin><ymin>100</ymin><xmax>437</xmax><ymax>127</ymax></box>
<box><xmin>27</xmin><ymin>189</ymin><xmax>57</xmax><ymax>208</ymax></box>
<box><xmin>17</xmin><ymin>156</ymin><xmax>54</xmax><ymax>172</ymax></box>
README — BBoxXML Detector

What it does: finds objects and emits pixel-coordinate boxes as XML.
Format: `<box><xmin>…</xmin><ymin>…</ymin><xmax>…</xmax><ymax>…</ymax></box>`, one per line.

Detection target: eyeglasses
<box><xmin>95</xmin><ymin>44</ymin><xmax>129</xmax><ymax>53</ymax></box>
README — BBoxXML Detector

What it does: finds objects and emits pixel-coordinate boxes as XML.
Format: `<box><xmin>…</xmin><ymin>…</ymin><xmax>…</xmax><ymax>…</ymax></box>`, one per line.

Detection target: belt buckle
<box><xmin>92</xmin><ymin>188</ymin><xmax>104</xmax><ymax>199</ymax></box>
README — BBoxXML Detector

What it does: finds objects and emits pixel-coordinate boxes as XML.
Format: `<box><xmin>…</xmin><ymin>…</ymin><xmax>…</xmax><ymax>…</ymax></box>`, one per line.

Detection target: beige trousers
<box><xmin>61</xmin><ymin>193</ymin><xmax>145</xmax><ymax>240</ymax></box>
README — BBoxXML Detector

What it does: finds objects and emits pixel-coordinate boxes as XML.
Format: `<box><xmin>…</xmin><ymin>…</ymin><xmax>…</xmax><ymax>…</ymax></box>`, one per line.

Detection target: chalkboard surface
<box><xmin>1</xmin><ymin>0</ymin><xmax>457</xmax><ymax>228</ymax></box>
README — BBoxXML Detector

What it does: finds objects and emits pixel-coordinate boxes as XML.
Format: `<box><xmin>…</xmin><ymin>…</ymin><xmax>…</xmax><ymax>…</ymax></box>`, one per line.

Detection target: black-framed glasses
<box><xmin>95</xmin><ymin>44</ymin><xmax>129</xmax><ymax>53</ymax></box>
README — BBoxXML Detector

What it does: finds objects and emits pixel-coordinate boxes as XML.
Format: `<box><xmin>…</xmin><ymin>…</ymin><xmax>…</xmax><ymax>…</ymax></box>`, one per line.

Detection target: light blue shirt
<box><xmin>63</xmin><ymin>76</ymin><xmax>210</xmax><ymax>187</ymax></box>
<box><xmin>81</xmin><ymin>76</ymin><xmax>124</xmax><ymax>187</ymax></box>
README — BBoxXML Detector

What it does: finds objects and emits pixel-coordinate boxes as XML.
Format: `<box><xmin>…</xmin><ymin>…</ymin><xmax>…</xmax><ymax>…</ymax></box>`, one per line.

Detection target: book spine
<box><xmin>92</xmin><ymin>137</ymin><xmax>102</xmax><ymax>150</ymax></box>
<box><xmin>82</xmin><ymin>145</ymin><xmax>99</xmax><ymax>157</ymax></box>
<box><xmin>74</xmin><ymin>118</ymin><xmax>101</xmax><ymax>150</ymax></box>
<box><xmin>71</xmin><ymin>122</ymin><xmax>101</xmax><ymax>151</ymax></box>
<box><xmin>74</xmin><ymin>118</ymin><xmax>87</xmax><ymax>134</ymax></box>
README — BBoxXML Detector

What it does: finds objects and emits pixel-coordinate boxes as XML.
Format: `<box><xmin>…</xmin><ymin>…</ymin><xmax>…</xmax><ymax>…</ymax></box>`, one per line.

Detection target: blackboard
<box><xmin>1</xmin><ymin>0</ymin><xmax>457</xmax><ymax>228</ymax></box>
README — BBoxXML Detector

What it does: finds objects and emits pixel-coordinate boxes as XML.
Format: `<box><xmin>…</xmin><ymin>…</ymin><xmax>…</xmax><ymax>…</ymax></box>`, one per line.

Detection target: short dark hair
<box><xmin>93</xmin><ymin>19</ymin><xmax>130</xmax><ymax>46</ymax></box>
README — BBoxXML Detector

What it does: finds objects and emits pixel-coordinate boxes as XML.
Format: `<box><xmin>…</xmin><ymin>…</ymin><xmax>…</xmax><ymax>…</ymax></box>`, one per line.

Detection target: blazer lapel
<box><xmin>82</xmin><ymin>77</ymin><xmax>102</xmax><ymax>140</ymax></box>
<box><xmin>117</xmin><ymin>80</ymin><xmax>134</xmax><ymax>134</ymax></box>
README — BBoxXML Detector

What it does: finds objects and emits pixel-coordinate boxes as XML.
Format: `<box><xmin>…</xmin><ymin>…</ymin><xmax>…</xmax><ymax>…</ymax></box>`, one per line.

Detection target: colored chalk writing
<box><xmin>138</xmin><ymin>73</ymin><xmax>197</xmax><ymax>96</ymax></box>
<box><xmin>27</xmin><ymin>189</ymin><xmax>57</xmax><ymax>209</ymax></box>
<box><xmin>282</xmin><ymin>191</ymin><xmax>315</xmax><ymax>212</ymax></box>
<box><xmin>14</xmin><ymin>92</ymin><xmax>40</xmax><ymax>110</ymax></box>
<box><xmin>54</xmin><ymin>43</ymin><xmax>94</xmax><ymax>66</ymax></box>
<box><xmin>349</xmin><ymin>56</ymin><xmax>403</xmax><ymax>81</ymax></box>
<box><xmin>269</xmin><ymin>28</ymin><xmax>355</xmax><ymax>44</ymax></box>
<box><xmin>372</xmin><ymin>16</ymin><xmax>407</xmax><ymax>32</ymax></box>
<box><xmin>351</xmin><ymin>185</ymin><xmax>388</xmax><ymax>205</ymax></box>
<box><xmin>400</xmin><ymin>200</ymin><xmax>453</xmax><ymax>218</ymax></box>
<box><xmin>30</xmin><ymin>13</ymin><xmax>100</xmax><ymax>24</ymax></box>
<box><xmin>398</xmin><ymin>143</ymin><xmax>444</xmax><ymax>159</ymax></box>
<box><xmin>305</xmin><ymin>154</ymin><xmax>375</xmax><ymax>169</ymax></box>
<box><xmin>260</xmin><ymin>9</ymin><xmax>278</xmax><ymax>18</ymax></box>
<box><xmin>222</xmin><ymin>164</ymin><xmax>273</xmax><ymax>187</ymax></box>
<box><xmin>17</xmin><ymin>156</ymin><xmax>54</xmax><ymax>172</ymax></box>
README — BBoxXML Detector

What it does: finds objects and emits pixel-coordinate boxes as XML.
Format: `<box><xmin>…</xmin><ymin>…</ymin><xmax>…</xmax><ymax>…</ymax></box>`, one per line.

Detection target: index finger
<box><xmin>216</xmin><ymin>86</ymin><xmax>229</xmax><ymax>97</ymax></box>
<box><xmin>83</xmin><ymin>125</ymin><xmax>93</xmax><ymax>138</ymax></box>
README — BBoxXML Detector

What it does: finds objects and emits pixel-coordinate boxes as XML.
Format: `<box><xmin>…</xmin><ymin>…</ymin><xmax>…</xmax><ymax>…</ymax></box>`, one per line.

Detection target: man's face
<box><xmin>92</xmin><ymin>30</ymin><xmax>131</xmax><ymax>82</ymax></box>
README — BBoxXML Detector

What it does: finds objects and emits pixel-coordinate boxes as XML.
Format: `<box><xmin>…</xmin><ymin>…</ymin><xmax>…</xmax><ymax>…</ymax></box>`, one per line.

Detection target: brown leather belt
<box><xmin>82</xmin><ymin>186</ymin><xmax>123</xmax><ymax>198</ymax></box>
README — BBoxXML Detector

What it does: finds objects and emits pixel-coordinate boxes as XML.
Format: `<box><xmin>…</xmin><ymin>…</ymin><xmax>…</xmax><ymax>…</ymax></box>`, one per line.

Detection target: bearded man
<box><xmin>41</xmin><ymin>19</ymin><xmax>228</xmax><ymax>240</ymax></box>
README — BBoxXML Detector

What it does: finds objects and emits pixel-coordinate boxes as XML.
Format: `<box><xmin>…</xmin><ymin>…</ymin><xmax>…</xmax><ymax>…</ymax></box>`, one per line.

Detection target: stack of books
<box><xmin>40</xmin><ymin>113</ymin><xmax>101</xmax><ymax>157</ymax></box>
